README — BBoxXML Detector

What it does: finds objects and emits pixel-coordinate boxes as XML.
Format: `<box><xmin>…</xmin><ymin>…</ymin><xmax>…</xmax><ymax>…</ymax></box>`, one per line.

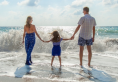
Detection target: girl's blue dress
<box><xmin>52</xmin><ymin>38</ymin><xmax>63</xmax><ymax>56</ymax></box>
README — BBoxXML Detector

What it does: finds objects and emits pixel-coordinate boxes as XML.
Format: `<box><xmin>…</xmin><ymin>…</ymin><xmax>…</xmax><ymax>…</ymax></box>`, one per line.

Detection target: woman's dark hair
<box><xmin>26</xmin><ymin>16</ymin><xmax>32</xmax><ymax>28</ymax></box>
<box><xmin>51</xmin><ymin>31</ymin><xmax>60</xmax><ymax>42</ymax></box>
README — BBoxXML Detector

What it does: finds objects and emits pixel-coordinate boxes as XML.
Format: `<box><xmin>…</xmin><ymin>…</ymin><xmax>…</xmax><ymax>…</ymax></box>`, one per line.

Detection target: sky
<box><xmin>0</xmin><ymin>0</ymin><xmax>118</xmax><ymax>26</ymax></box>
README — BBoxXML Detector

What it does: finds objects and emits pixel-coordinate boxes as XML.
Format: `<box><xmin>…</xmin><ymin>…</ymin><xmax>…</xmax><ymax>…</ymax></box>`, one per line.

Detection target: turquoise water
<box><xmin>0</xmin><ymin>26</ymin><xmax>118</xmax><ymax>38</ymax></box>
<box><xmin>0</xmin><ymin>26</ymin><xmax>22</xmax><ymax>33</ymax></box>
<box><xmin>96</xmin><ymin>26</ymin><xmax>118</xmax><ymax>38</ymax></box>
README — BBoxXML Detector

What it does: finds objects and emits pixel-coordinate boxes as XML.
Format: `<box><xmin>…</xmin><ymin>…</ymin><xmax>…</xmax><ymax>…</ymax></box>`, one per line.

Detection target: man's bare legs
<box><xmin>58</xmin><ymin>56</ymin><xmax>61</xmax><ymax>67</ymax></box>
<box><xmin>51</xmin><ymin>56</ymin><xmax>55</xmax><ymax>66</ymax></box>
<box><xmin>79</xmin><ymin>46</ymin><xmax>84</xmax><ymax>66</ymax></box>
<box><xmin>87</xmin><ymin>45</ymin><xmax>92</xmax><ymax>67</ymax></box>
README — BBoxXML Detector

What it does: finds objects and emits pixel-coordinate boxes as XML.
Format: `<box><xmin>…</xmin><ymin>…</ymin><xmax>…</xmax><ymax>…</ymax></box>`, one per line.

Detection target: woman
<box><xmin>22</xmin><ymin>16</ymin><xmax>43</xmax><ymax>65</ymax></box>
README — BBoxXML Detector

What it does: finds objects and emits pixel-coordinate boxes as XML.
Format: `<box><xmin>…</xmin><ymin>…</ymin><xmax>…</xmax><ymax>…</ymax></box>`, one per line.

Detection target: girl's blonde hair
<box><xmin>51</xmin><ymin>31</ymin><xmax>60</xmax><ymax>42</ymax></box>
<box><xmin>26</xmin><ymin>16</ymin><xmax>32</xmax><ymax>28</ymax></box>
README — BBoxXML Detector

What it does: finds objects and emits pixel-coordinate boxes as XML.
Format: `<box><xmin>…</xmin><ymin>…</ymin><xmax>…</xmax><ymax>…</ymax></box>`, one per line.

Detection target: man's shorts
<box><xmin>78</xmin><ymin>36</ymin><xmax>93</xmax><ymax>46</ymax></box>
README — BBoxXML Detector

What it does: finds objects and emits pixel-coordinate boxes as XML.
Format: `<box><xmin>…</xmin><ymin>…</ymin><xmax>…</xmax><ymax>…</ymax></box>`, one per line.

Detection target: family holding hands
<box><xmin>22</xmin><ymin>7</ymin><xmax>96</xmax><ymax>69</ymax></box>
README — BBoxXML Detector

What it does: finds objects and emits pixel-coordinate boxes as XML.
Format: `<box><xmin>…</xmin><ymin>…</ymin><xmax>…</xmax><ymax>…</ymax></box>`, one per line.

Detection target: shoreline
<box><xmin>0</xmin><ymin>76</ymin><xmax>94</xmax><ymax>82</ymax></box>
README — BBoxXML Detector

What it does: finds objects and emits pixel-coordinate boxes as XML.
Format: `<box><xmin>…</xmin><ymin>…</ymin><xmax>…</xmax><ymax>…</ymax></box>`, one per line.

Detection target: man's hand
<box><xmin>71</xmin><ymin>35</ymin><xmax>74</xmax><ymax>40</ymax></box>
<box><xmin>92</xmin><ymin>38</ymin><xmax>94</xmax><ymax>42</ymax></box>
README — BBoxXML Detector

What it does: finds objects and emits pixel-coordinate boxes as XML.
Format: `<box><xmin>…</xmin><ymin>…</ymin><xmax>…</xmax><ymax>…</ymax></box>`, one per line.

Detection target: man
<box><xmin>71</xmin><ymin>7</ymin><xmax>96</xmax><ymax>67</ymax></box>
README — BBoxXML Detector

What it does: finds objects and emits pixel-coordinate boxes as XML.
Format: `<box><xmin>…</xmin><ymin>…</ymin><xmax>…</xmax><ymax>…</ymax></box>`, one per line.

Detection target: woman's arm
<box><xmin>34</xmin><ymin>25</ymin><xmax>43</xmax><ymax>42</ymax></box>
<box><xmin>22</xmin><ymin>26</ymin><xmax>26</xmax><ymax>43</ymax></box>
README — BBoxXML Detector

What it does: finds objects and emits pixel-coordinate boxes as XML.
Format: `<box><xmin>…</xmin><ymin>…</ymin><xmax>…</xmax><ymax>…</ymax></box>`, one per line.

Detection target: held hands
<box><xmin>40</xmin><ymin>39</ymin><xmax>47</xmax><ymax>43</ymax></box>
<box><xmin>70</xmin><ymin>35</ymin><xmax>74</xmax><ymax>40</ymax></box>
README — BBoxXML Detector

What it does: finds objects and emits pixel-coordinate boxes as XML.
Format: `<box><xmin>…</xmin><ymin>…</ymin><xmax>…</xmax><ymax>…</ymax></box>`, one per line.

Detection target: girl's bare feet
<box><xmin>59</xmin><ymin>66</ymin><xmax>61</xmax><ymax>71</ymax></box>
<box><xmin>88</xmin><ymin>63</ymin><xmax>93</xmax><ymax>68</ymax></box>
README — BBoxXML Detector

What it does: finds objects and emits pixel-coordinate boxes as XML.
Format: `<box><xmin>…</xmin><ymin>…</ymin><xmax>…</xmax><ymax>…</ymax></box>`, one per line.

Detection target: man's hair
<box><xmin>83</xmin><ymin>7</ymin><xmax>89</xmax><ymax>12</ymax></box>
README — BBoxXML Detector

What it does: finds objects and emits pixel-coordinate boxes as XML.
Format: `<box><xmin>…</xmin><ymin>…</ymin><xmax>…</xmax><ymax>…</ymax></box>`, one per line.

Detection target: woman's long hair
<box><xmin>26</xmin><ymin>16</ymin><xmax>32</xmax><ymax>28</ymax></box>
<box><xmin>51</xmin><ymin>31</ymin><xmax>61</xmax><ymax>42</ymax></box>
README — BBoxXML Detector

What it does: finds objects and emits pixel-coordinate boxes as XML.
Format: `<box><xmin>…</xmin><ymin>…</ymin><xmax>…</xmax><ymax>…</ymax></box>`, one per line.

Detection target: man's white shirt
<box><xmin>78</xmin><ymin>14</ymin><xmax>96</xmax><ymax>40</ymax></box>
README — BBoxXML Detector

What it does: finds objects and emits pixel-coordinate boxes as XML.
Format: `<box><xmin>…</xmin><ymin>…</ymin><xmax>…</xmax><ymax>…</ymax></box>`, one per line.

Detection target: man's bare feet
<box><xmin>88</xmin><ymin>63</ymin><xmax>93</xmax><ymax>68</ymax></box>
<box><xmin>80</xmin><ymin>64</ymin><xmax>83</xmax><ymax>68</ymax></box>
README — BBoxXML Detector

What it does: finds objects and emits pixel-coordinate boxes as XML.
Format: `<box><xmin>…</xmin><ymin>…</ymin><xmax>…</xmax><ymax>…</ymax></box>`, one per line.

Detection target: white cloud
<box><xmin>102</xmin><ymin>0</ymin><xmax>112</xmax><ymax>5</ymax></box>
<box><xmin>17</xmin><ymin>0</ymin><xmax>40</xmax><ymax>6</ymax></box>
<box><xmin>60</xmin><ymin>10</ymin><xmax>66</xmax><ymax>15</ymax></box>
<box><xmin>0</xmin><ymin>0</ymin><xmax>9</xmax><ymax>5</ymax></box>
<box><xmin>9</xmin><ymin>11</ymin><xmax>17</xmax><ymax>15</ymax></box>
<box><xmin>71</xmin><ymin>0</ymin><xmax>92</xmax><ymax>8</ymax></box>
<box><xmin>102</xmin><ymin>0</ymin><xmax>118</xmax><ymax>8</ymax></box>
<box><xmin>73</xmin><ymin>10</ymin><xmax>82</xmax><ymax>15</ymax></box>
<box><xmin>61</xmin><ymin>0</ymin><xmax>92</xmax><ymax>16</ymax></box>
<box><xmin>17</xmin><ymin>0</ymin><xmax>29</xmax><ymax>6</ymax></box>
<box><xmin>112</xmin><ymin>4</ymin><xmax>118</xmax><ymax>8</ymax></box>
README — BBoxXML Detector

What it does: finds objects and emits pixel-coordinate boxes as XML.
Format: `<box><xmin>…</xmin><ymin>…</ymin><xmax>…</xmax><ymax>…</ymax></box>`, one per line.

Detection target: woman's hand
<box><xmin>22</xmin><ymin>41</ymin><xmax>24</xmax><ymax>44</ymax></box>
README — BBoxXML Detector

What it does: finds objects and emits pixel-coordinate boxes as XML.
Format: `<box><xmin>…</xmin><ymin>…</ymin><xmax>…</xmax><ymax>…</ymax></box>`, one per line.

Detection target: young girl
<box><xmin>43</xmin><ymin>31</ymin><xmax>71</xmax><ymax>68</ymax></box>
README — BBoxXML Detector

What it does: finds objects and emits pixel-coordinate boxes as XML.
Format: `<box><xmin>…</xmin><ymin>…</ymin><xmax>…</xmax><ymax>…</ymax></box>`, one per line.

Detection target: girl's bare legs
<box><xmin>58</xmin><ymin>56</ymin><xmax>61</xmax><ymax>67</ymax></box>
<box><xmin>51</xmin><ymin>56</ymin><xmax>55</xmax><ymax>66</ymax></box>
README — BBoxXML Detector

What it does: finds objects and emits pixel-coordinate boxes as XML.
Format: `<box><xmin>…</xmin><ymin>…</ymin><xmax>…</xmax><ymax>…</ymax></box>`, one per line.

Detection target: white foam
<box><xmin>0</xmin><ymin>26</ymin><xmax>118</xmax><ymax>54</ymax></box>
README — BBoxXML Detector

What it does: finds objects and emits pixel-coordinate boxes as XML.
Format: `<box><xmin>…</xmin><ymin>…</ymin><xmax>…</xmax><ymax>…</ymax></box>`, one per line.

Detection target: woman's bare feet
<box><xmin>88</xmin><ymin>63</ymin><xmax>93</xmax><ymax>68</ymax></box>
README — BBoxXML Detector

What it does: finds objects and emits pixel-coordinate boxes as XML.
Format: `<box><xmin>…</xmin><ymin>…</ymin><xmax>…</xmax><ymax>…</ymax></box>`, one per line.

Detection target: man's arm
<box><xmin>63</xmin><ymin>39</ymin><xmax>71</xmax><ymax>40</ymax></box>
<box><xmin>71</xmin><ymin>25</ymin><xmax>81</xmax><ymax>39</ymax></box>
<box><xmin>93</xmin><ymin>26</ymin><xmax>95</xmax><ymax>42</ymax></box>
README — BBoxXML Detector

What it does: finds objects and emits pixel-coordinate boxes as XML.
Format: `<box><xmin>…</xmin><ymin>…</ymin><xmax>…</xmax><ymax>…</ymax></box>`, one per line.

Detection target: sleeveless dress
<box><xmin>52</xmin><ymin>38</ymin><xmax>63</xmax><ymax>56</ymax></box>
<box><xmin>25</xmin><ymin>32</ymin><xmax>35</xmax><ymax>65</ymax></box>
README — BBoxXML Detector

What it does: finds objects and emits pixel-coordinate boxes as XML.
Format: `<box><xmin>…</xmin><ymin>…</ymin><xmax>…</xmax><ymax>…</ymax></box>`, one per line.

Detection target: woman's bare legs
<box><xmin>58</xmin><ymin>56</ymin><xmax>61</xmax><ymax>67</ymax></box>
<box><xmin>51</xmin><ymin>56</ymin><xmax>55</xmax><ymax>66</ymax></box>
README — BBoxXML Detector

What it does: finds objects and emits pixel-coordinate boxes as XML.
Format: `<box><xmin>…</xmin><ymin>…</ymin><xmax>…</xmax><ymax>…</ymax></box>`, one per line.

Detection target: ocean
<box><xmin>0</xmin><ymin>26</ymin><xmax>118</xmax><ymax>82</ymax></box>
